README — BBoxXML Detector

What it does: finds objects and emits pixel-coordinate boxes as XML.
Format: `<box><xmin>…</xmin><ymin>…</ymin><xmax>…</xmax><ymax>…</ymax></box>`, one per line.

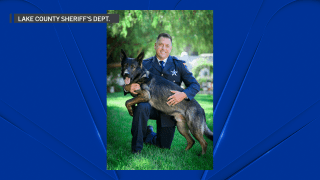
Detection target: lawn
<box><xmin>107</xmin><ymin>92</ymin><xmax>213</xmax><ymax>170</ymax></box>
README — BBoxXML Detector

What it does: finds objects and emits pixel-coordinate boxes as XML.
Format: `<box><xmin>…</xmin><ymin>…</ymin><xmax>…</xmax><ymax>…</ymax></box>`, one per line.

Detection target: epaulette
<box><xmin>172</xmin><ymin>56</ymin><xmax>190</xmax><ymax>71</ymax></box>
<box><xmin>172</xmin><ymin>56</ymin><xmax>186</xmax><ymax>63</ymax></box>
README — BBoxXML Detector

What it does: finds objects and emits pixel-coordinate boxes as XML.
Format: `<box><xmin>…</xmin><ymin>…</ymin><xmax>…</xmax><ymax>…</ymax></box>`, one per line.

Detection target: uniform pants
<box><xmin>131</xmin><ymin>102</ymin><xmax>175</xmax><ymax>152</ymax></box>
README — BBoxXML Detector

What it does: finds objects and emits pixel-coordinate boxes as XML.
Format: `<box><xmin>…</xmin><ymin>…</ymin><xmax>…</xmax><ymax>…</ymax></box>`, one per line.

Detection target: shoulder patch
<box><xmin>183</xmin><ymin>63</ymin><xmax>190</xmax><ymax>71</ymax></box>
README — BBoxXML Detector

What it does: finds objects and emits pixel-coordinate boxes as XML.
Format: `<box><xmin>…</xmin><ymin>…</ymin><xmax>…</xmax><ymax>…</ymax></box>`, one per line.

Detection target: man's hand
<box><xmin>167</xmin><ymin>90</ymin><xmax>187</xmax><ymax>106</ymax></box>
<box><xmin>124</xmin><ymin>83</ymin><xmax>141</xmax><ymax>95</ymax></box>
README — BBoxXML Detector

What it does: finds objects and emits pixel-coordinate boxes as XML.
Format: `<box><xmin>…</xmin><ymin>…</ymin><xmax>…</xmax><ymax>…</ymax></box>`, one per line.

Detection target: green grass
<box><xmin>107</xmin><ymin>92</ymin><xmax>213</xmax><ymax>170</ymax></box>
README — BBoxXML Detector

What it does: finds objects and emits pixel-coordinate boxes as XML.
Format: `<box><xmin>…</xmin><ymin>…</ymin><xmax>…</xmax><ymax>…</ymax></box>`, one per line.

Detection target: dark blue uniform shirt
<box><xmin>143</xmin><ymin>55</ymin><xmax>200</xmax><ymax>101</ymax></box>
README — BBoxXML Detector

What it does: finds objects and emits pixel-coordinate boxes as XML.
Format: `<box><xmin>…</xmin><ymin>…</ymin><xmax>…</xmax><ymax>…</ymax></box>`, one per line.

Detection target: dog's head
<box><xmin>120</xmin><ymin>49</ymin><xmax>145</xmax><ymax>85</ymax></box>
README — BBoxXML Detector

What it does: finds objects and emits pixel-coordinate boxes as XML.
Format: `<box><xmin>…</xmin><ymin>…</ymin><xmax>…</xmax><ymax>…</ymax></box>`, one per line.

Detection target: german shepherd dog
<box><xmin>121</xmin><ymin>49</ymin><xmax>213</xmax><ymax>155</ymax></box>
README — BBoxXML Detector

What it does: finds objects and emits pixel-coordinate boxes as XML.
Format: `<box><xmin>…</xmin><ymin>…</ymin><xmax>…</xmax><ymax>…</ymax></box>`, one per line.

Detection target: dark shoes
<box><xmin>132</xmin><ymin>149</ymin><xmax>141</xmax><ymax>155</ymax></box>
<box><xmin>147</xmin><ymin>125</ymin><xmax>154</xmax><ymax>134</ymax></box>
<box><xmin>132</xmin><ymin>126</ymin><xmax>154</xmax><ymax>155</ymax></box>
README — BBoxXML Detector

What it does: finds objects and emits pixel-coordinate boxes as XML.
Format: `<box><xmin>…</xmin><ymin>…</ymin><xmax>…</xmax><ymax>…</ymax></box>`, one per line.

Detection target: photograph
<box><xmin>106</xmin><ymin>10</ymin><xmax>213</xmax><ymax>170</ymax></box>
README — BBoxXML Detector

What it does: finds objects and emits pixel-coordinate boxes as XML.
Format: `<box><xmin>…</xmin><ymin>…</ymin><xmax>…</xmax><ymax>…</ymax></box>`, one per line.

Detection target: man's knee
<box><xmin>157</xmin><ymin>126</ymin><xmax>175</xmax><ymax>149</ymax></box>
<box><xmin>131</xmin><ymin>102</ymin><xmax>151</xmax><ymax>131</ymax></box>
<box><xmin>134</xmin><ymin>102</ymin><xmax>151</xmax><ymax>114</ymax></box>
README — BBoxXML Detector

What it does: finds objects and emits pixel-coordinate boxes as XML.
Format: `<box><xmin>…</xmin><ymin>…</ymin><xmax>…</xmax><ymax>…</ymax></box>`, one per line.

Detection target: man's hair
<box><xmin>156</xmin><ymin>33</ymin><xmax>172</xmax><ymax>45</ymax></box>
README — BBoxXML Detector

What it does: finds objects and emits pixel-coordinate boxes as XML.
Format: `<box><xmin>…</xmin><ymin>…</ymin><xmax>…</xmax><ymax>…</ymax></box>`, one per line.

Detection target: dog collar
<box><xmin>141</xmin><ymin>70</ymin><xmax>149</xmax><ymax>78</ymax></box>
<box><xmin>132</xmin><ymin>70</ymin><xmax>149</xmax><ymax>84</ymax></box>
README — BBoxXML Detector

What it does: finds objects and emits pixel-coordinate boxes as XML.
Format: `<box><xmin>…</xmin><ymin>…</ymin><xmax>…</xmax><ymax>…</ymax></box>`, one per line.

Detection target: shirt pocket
<box><xmin>166</xmin><ymin>67</ymin><xmax>181</xmax><ymax>84</ymax></box>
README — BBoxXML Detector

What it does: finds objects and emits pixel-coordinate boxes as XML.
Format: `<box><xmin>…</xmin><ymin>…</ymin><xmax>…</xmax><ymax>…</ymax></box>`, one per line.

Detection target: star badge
<box><xmin>171</xmin><ymin>69</ymin><xmax>178</xmax><ymax>76</ymax></box>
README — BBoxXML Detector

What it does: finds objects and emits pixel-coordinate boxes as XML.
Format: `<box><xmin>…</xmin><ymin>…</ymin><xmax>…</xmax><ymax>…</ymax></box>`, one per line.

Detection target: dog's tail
<box><xmin>204</xmin><ymin>124</ymin><xmax>213</xmax><ymax>141</ymax></box>
<box><xmin>202</xmin><ymin>110</ymin><xmax>213</xmax><ymax>141</ymax></box>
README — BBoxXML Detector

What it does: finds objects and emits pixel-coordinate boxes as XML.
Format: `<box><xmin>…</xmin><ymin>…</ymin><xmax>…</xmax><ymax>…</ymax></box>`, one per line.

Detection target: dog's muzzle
<box><xmin>123</xmin><ymin>69</ymin><xmax>131</xmax><ymax>84</ymax></box>
<box><xmin>123</xmin><ymin>69</ymin><xmax>129</xmax><ymax>76</ymax></box>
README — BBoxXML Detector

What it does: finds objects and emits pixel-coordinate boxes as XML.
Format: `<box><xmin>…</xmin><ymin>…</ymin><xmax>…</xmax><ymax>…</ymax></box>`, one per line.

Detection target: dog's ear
<box><xmin>120</xmin><ymin>49</ymin><xmax>127</xmax><ymax>62</ymax></box>
<box><xmin>136</xmin><ymin>51</ymin><xmax>144</xmax><ymax>66</ymax></box>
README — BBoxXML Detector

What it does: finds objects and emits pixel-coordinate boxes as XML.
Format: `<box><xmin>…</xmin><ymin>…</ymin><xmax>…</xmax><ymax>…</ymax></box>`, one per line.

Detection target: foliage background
<box><xmin>192</xmin><ymin>57</ymin><xmax>214</xmax><ymax>84</ymax></box>
<box><xmin>107</xmin><ymin>10</ymin><xmax>213</xmax><ymax>92</ymax></box>
<box><xmin>107</xmin><ymin>10</ymin><xmax>213</xmax><ymax>63</ymax></box>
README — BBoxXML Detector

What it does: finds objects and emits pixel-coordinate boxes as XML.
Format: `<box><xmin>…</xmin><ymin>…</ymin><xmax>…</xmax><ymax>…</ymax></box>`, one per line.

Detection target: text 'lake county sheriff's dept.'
<box><xmin>17</xmin><ymin>15</ymin><xmax>110</xmax><ymax>22</ymax></box>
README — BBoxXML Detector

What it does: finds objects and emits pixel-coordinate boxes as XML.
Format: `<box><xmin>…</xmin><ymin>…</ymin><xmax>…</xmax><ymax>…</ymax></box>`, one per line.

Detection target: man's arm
<box><xmin>181</xmin><ymin>63</ymin><xmax>200</xmax><ymax>101</ymax></box>
<box><xmin>167</xmin><ymin>63</ymin><xmax>200</xmax><ymax>106</ymax></box>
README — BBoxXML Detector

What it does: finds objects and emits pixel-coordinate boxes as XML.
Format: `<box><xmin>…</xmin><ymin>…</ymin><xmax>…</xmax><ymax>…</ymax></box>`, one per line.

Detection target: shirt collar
<box><xmin>156</xmin><ymin>57</ymin><xmax>168</xmax><ymax>66</ymax></box>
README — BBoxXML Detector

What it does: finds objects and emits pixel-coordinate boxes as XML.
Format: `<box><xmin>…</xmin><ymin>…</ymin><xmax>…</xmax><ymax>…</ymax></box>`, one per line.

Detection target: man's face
<box><xmin>154</xmin><ymin>37</ymin><xmax>172</xmax><ymax>60</ymax></box>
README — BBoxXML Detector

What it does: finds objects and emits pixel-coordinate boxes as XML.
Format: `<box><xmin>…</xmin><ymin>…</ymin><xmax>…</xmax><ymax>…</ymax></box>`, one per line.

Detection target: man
<box><xmin>124</xmin><ymin>33</ymin><xmax>200</xmax><ymax>154</ymax></box>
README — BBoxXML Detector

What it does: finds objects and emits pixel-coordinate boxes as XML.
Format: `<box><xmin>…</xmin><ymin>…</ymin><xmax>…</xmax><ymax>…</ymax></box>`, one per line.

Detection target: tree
<box><xmin>107</xmin><ymin>10</ymin><xmax>213</xmax><ymax>65</ymax></box>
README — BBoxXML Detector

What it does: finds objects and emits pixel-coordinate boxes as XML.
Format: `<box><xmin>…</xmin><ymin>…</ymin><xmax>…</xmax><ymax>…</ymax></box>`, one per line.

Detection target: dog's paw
<box><xmin>127</xmin><ymin>109</ymin><xmax>133</xmax><ymax>116</ymax></box>
<box><xmin>133</xmin><ymin>88</ymin><xmax>141</xmax><ymax>93</ymax></box>
<box><xmin>125</xmin><ymin>104</ymin><xmax>134</xmax><ymax>116</ymax></box>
